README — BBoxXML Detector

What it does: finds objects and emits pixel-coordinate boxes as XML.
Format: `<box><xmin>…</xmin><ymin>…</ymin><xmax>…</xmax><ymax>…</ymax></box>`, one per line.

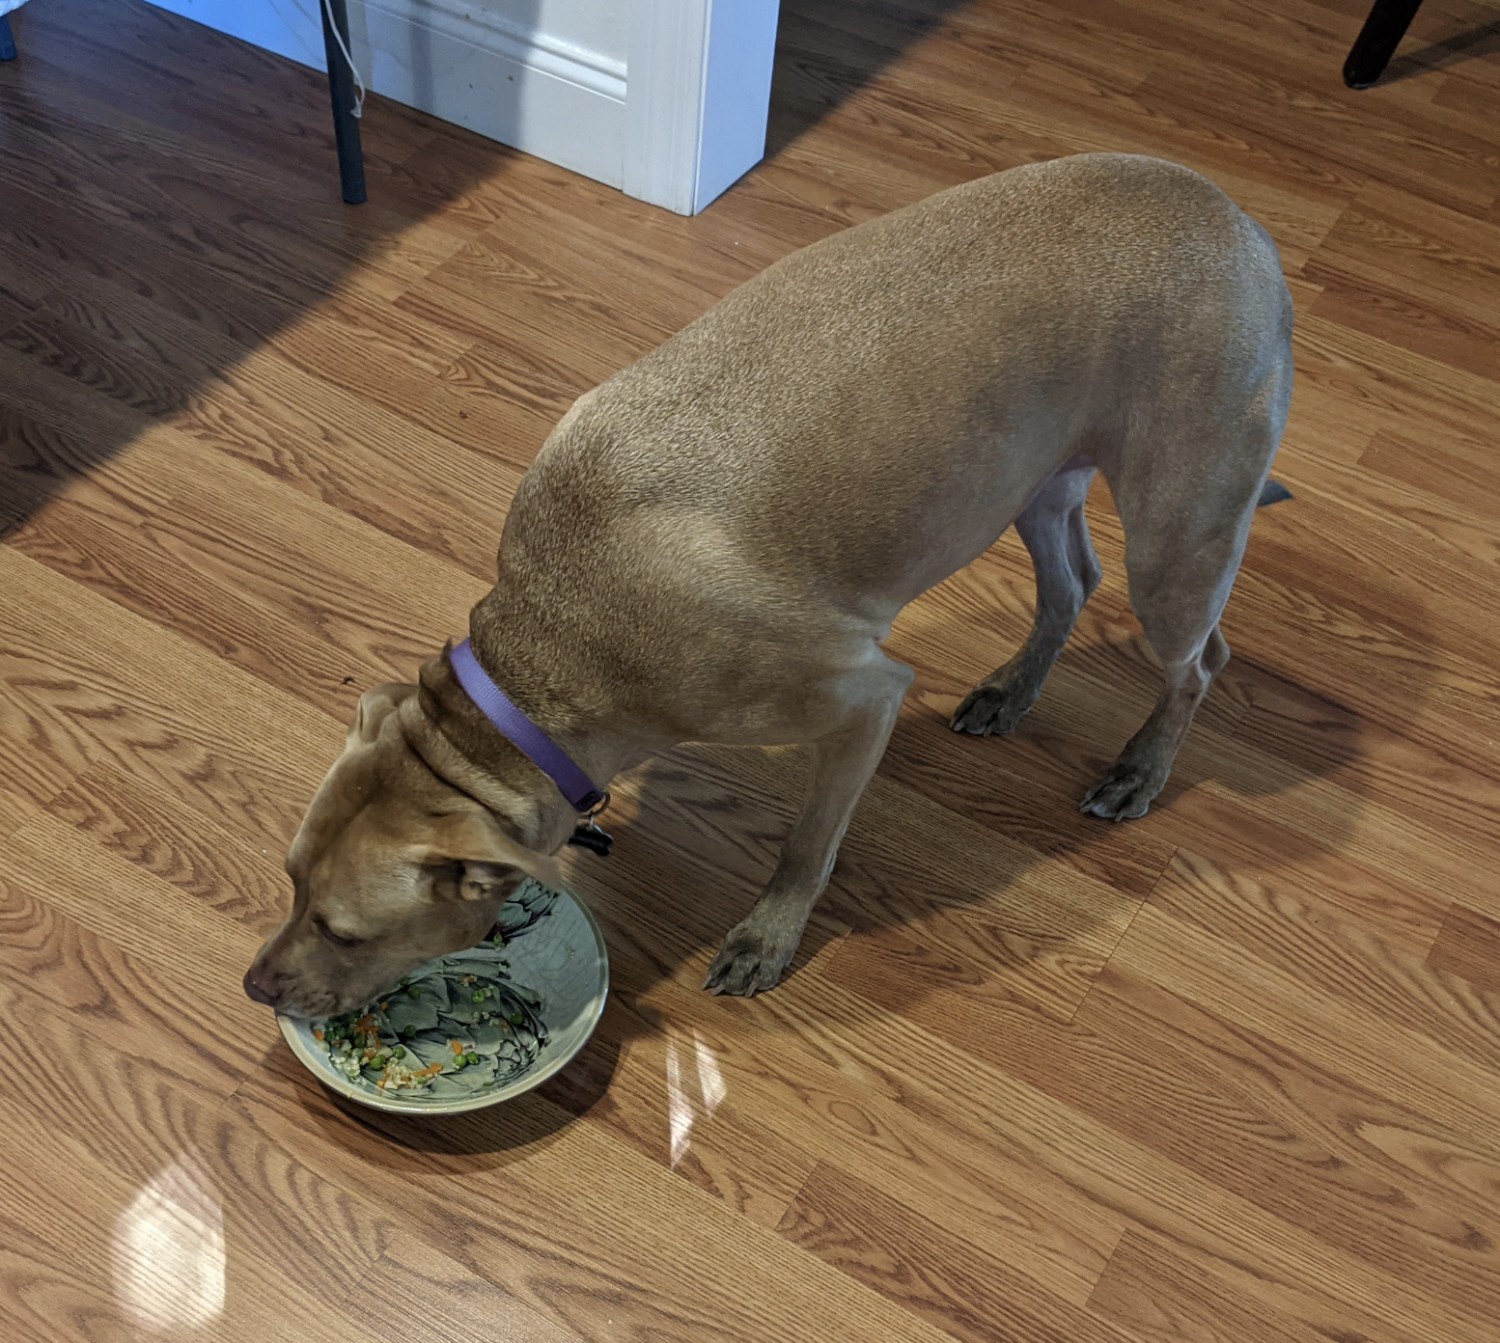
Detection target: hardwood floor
<box><xmin>3</xmin><ymin>0</ymin><xmax>1499</xmax><ymax>1339</ymax></box>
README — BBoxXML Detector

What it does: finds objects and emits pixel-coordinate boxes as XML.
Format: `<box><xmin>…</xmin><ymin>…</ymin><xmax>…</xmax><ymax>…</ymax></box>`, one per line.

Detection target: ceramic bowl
<box><xmin>278</xmin><ymin>880</ymin><xmax>608</xmax><ymax>1115</ymax></box>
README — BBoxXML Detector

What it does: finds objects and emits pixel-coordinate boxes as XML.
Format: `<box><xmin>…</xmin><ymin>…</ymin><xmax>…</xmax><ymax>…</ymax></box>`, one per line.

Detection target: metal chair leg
<box><xmin>319</xmin><ymin>0</ymin><xmax>367</xmax><ymax>204</ymax></box>
<box><xmin>1343</xmin><ymin>0</ymin><xmax>1424</xmax><ymax>88</ymax></box>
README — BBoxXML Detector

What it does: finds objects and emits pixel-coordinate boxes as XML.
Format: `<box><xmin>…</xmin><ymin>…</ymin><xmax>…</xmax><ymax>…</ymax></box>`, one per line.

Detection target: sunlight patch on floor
<box><xmin>111</xmin><ymin>1153</ymin><xmax>226</xmax><ymax>1333</ymax></box>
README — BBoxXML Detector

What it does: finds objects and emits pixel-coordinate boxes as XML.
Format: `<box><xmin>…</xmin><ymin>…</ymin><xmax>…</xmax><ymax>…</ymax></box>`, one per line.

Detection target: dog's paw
<box><xmin>950</xmin><ymin>676</ymin><xmax>1039</xmax><ymax>737</ymax></box>
<box><xmin>1079</xmin><ymin>760</ymin><xmax>1165</xmax><ymax>821</ymax></box>
<box><xmin>702</xmin><ymin>922</ymin><xmax>798</xmax><ymax>997</ymax></box>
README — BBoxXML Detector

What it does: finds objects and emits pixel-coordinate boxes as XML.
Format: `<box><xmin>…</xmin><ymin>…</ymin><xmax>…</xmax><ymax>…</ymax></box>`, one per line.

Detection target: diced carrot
<box><xmin>313</xmin><ymin>1029</ymin><xmax>324</xmax><ymax>1042</ymax></box>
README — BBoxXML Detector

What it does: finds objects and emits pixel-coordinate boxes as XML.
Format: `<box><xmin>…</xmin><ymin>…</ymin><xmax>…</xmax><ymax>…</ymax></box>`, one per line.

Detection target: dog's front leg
<box><xmin>703</xmin><ymin>656</ymin><xmax>912</xmax><ymax>996</ymax></box>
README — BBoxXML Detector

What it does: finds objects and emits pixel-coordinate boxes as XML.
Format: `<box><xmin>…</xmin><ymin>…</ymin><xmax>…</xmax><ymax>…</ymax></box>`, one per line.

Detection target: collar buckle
<box><xmin>568</xmin><ymin>793</ymin><xmax>613</xmax><ymax>857</ymax></box>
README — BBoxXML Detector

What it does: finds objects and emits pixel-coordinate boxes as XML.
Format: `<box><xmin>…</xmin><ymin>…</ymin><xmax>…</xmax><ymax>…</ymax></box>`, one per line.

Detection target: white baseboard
<box><xmin>144</xmin><ymin>0</ymin><xmax>780</xmax><ymax>215</ymax></box>
<box><xmin>143</xmin><ymin>0</ymin><xmax>627</xmax><ymax>190</ymax></box>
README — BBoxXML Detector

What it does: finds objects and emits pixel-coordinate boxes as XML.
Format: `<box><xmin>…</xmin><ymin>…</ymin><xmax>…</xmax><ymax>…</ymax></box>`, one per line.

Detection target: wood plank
<box><xmin>0</xmin><ymin>545</ymin><xmax>335</xmax><ymax>846</ymax></box>
<box><xmin>1428</xmin><ymin>904</ymin><xmax>1500</xmax><ymax>996</ymax></box>
<box><xmin>1361</xmin><ymin>428</ymin><xmax>1500</xmax><ymax>526</ymax></box>
<box><xmin>229</xmin><ymin>1061</ymin><xmax>963</xmax><ymax>1343</ymax></box>
<box><xmin>742</xmin><ymin>958</ymin><xmax>1481</xmax><ymax>1343</ymax></box>
<box><xmin>0</xmin><ymin>1080</ymin><xmax>396</xmax><ymax>1343</ymax></box>
<box><xmin>0</xmin><ymin>82</ymin><xmax>469</xmax><ymax>306</ymax></box>
<box><xmin>777</xmin><ymin>1161</ymin><xmax>1139</xmax><ymax>1343</ymax></box>
<box><xmin>1286</xmin><ymin>308</ymin><xmax>1500</xmax><ymax>466</ymax></box>
<box><xmin>43</xmin><ymin>759</ymin><xmax>290</xmax><ymax>934</ymax></box>
<box><xmin>1108</xmin><ymin>905</ymin><xmax>1500</xmax><ymax>1171</ymax></box>
<box><xmin>1088</xmin><ymin>1229</ymin><xmax>1328</xmax><ymax>1343</ymax></box>
<box><xmin>393</xmin><ymin>240</ymin><xmax>661</xmax><ymax>409</ymax></box>
<box><xmin>344</xmin><ymin>1234</ymin><xmax>589</xmax><ymax>1343</ymax></box>
<box><xmin>4</xmin><ymin>0</ymin><xmax>1500</xmax><ymax>1336</ymax></box>
<box><xmin>1142</xmin><ymin>56</ymin><xmax>1499</xmax><ymax>219</ymax></box>
<box><xmin>20</xmin><ymin>0</ymin><xmax>440</xmax><ymax>169</ymax></box>
<box><xmin>0</xmin><ymin>872</ymin><xmax>259</xmax><ymax>1101</ymax></box>
<box><xmin>3</xmin><ymin>811</ymin><xmax>263</xmax><ymax>1004</ymax></box>
<box><xmin>1297</xmin><ymin>438</ymin><xmax>1500</xmax><ymax>569</ymax></box>
<box><xmin>622</xmin><ymin>736</ymin><xmax>1145</xmax><ymax>1017</ymax></box>
<box><xmin>5</xmin><ymin>393</ymin><xmax>485</xmax><ymax>720</ymax></box>
<box><xmin>540</xmin><ymin>996</ymin><xmax>821</xmax><ymax>1231</ymax></box>
<box><xmin>1144</xmin><ymin>851</ymin><xmax>1482</xmax><ymax>1068</ymax></box>
<box><xmin>1309</xmin><ymin>182</ymin><xmax>1500</xmax><ymax>328</ymax></box>
<box><xmin>0</xmin><ymin>295</ymin><xmax>520</xmax><ymax>579</ymax></box>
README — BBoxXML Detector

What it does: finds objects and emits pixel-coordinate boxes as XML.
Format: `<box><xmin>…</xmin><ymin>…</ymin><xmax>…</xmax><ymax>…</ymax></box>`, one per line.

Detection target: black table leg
<box><xmin>1343</xmin><ymin>0</ymin><xmax>1424</xmax><ymax>88</ymax></box>
<box><xmin>319</xmin><ymin>0</ymin><xmax>367</xmax><ymax>204</ymax></box>
<box><xmin>1</xmin><ymin>14</ymin><xmax>18</xmax><ymax>62</ymax></box>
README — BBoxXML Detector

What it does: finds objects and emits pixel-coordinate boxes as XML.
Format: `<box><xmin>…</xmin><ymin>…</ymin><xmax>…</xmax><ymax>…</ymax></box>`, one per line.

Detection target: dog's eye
<box><xmin>314</xmin><ymin>917</ymin><xmax>362</xmax><ymax>949</ymax></box>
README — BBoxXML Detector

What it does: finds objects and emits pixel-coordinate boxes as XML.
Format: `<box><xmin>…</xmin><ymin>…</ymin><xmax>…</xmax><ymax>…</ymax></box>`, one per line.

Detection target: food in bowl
<box><xmin>311</xmin><ymin>880</ymin><xmax>556</xmax><ymax>1100</ymax></box>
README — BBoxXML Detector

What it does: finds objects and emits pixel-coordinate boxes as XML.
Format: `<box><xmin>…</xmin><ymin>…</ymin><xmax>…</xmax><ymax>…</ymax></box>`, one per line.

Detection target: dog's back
<box><xmin>506</xmin><ymin>154</ymin><xmax>1288</xmax><ymax>624</ymax></box>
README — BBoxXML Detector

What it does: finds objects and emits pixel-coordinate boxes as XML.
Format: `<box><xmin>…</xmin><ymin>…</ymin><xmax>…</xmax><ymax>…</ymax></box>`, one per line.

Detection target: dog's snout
<box><xmin>243</xmin><ymin>964</ymin><xmax>280</xmax><ymax>1007</ymax></box>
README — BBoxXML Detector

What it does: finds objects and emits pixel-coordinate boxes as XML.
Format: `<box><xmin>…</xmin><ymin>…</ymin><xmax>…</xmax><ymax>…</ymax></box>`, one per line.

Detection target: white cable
<box><xmin>321</xmin><ymin>0</ymin><xmax>366</xmax><ymax>119</ymax></box>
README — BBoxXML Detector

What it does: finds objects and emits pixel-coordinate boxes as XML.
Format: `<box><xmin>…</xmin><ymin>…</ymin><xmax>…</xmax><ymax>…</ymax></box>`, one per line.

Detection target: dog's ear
<box><xmin>350</xmin><ymin>682</ymin><xmax>417</xmax><ymax>746</ymax></box>
<box><xmin>417</xmin><ymin>808</ymin><xmax>564</xmax><ymax>900</ymax></box>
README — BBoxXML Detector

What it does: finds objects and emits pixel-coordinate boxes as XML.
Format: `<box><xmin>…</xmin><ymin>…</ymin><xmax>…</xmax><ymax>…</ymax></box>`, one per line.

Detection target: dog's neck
<box><xmin>408</xmin><ymin>628</ymin><xmax>641</xmax><ymax>856</ymax></box>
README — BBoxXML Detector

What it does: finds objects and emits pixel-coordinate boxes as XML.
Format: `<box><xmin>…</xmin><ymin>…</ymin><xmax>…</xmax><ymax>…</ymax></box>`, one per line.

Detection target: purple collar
<box><xmin>448</xmin><ymin>639</ymin><xmax>607</xmax><ymax>815</ymax></box>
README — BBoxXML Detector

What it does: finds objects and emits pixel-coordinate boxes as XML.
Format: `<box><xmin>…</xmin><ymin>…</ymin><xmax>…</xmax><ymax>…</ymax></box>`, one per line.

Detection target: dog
<box><xmin>244</xmin><ymin>153</ymin><xmax>1293</xmax><ymax>1015</ymax></box>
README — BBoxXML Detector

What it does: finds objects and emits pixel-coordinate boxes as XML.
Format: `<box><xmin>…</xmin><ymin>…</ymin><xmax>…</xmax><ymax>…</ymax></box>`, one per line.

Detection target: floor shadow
<box><xmin>1380</xmin><ymin>16</ymin><xmax>1500</xmax><ymax>83</ymax></box>
<box><xmin>766</xmin><ymin>0</ymin><xmax>972</xmax><ymax>157</ymax></box>
<box><xmin>261</xmin><ymin>1006</ymin><xmax>639</xmax><ymax>1161</ymax></box>
<box><xmin>0</xmin><ymin>0</ymin><xmax>540</xmax><ymax>539</ymax></box>
<box><xmin>565</xmin><ymin>502</ymin><xmax>1437</xmax><ymax>1022</ymax></box>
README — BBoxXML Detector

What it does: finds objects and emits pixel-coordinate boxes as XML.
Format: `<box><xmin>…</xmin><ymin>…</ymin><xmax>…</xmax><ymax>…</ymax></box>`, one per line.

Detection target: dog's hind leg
<box><xmin>1079</xmin><ymin>613</ymin><xmax>1231</xmax><ymax>821</ymax></box>
<box><xmin>951</xmin><ymin>459</ymin><xmax>1101</xmax><ymax>736</ymax></box>
<box><xmin>1081</xmin><ymin>361</ymin><xmax>1291</xmax><ymax>820</ymax></box>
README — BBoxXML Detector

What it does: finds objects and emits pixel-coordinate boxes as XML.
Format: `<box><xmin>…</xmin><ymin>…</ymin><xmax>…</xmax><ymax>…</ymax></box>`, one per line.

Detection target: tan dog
<box><xmin>245</xmin><ymin>153</ymin><xmax>1292</xmax><ymax>1014</ymax></box>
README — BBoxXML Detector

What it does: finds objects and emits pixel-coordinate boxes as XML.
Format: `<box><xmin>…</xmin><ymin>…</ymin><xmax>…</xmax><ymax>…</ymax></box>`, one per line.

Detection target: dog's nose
<box><xmin>243</xmin><ymin>964</ymin><xmax>280</xmax><ymax>1007</ymax></box>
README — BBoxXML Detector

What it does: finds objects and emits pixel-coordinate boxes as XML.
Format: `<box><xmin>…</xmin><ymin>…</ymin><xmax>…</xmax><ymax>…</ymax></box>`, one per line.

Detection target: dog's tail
<box><xmin>1257</xmin><ymin>478</ymin><xmax>1293</xmax><ymax>508</ymax></box>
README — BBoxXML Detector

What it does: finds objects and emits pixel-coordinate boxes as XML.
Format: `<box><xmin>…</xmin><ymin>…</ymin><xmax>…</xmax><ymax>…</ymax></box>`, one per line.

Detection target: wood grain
<box><xmin>342</xmin><ymin>1234</ymin><xmax>589</xmax><ymax>1343</ymax></box>
<box><xmin>3</xmin><ymin>0</ymin><xmax>1500</xmax><ymax>1339</ymax></box>
<box><xmin>1088</xmin><ymin>1229</ymin><xmax>1329</xmax><ymax>1343</ymax></box>
<box><xmin>777</xmin><ymin>1161</ymin><xmax>1139</xmax><ymax>1343</ymax></box>
<box><xmin>0</xmin><ymin>1071</ymin><xmax>400</xmax><ymax>1343</ymax></box>
<box><xmin>1428</xmin><ymin>903</ymin><xmax>1500</xmax><ymax>995</ymax></box>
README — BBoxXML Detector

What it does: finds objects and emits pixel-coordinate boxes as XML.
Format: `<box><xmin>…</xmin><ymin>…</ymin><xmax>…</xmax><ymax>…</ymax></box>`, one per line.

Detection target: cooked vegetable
<box><xmin>313</xmin><ymin>881</ymin><xmax>556</xmax><ymax>1097</ymax></box>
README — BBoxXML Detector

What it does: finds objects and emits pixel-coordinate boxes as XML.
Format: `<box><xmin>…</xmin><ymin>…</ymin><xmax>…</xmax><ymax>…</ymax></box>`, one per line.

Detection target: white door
<box><xmin>144</xmin><ymin>0</ymin><xmax>782</xmax><ymax>215</ymax></box>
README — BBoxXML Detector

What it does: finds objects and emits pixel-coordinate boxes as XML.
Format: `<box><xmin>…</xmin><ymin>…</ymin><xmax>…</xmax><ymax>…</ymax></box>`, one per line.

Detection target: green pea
<box><xmin>392</xmin><ymin>1046</ymin><xmax>406</xmax><ymax>1060</ymax></box>
<box><xmin>472</xmin><ymin>990</ymin><xmax>485</xmax><ymax>1003</ymax></box>
<box><xmin>466</xmin><ymin>1052</ymin><xmax>480</xmax><ymax>1065</ymax></box>
<box><xmin>407</xmin><ymin>986</ymin><xmax>421</xmax><ymax>999</ymax></box>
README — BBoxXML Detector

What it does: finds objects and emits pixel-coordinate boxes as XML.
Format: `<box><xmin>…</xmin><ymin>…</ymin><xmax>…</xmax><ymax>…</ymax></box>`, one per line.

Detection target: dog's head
<box><xmin>244</xmin><ymin>683</ymin><xmax>561</xmax><ymax>1018</ymax></box>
